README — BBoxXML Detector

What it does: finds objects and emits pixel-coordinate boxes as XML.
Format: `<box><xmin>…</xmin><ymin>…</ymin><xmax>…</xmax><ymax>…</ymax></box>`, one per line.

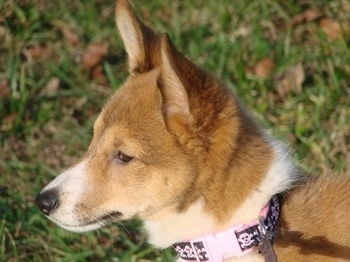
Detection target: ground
<box><xmin>0</xmin><ymin>0</ymin><xmax>349</xmax><ymax>261</ymax></box>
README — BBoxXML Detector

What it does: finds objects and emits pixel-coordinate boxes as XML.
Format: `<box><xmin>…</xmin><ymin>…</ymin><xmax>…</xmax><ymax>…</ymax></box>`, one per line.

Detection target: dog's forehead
<box><xmin>101</xmin><ymin>70</ymin><xmax>162</xmax><ymax>125</ymax></box>
<box><xmin>91</xmin><ymin>69</ymin><xmax>170</xmax><ymax>151</ymax></box>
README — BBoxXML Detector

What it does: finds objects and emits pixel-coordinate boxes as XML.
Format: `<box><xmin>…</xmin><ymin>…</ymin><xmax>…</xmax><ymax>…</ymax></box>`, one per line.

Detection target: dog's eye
<box><xmin>115</xmin><ymin>151</ymin><xmax>133</xmax><ymax>164</ymax></box>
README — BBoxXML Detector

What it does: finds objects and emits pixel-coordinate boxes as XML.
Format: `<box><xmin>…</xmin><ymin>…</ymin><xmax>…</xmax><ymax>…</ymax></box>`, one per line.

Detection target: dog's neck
<box><xmin>144</xmin><ymin>141</ymin><xmax>298</xmax><ymax>251</ymax></box>
<box><xmin>172</xmin><ymin>195</ymin><xmax>281</xmax><ymax>261</ymax></box>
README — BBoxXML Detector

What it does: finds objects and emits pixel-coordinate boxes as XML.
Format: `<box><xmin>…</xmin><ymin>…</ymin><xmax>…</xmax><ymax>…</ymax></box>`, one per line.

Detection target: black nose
<box><xmin>35</xmin><ymin>189</ymin><xmax>59</xmax><ymax>216</ymax></box>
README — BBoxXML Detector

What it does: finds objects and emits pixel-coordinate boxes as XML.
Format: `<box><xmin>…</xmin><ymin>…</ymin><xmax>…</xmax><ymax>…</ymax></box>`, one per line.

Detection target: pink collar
<box><xmin>172</xmin><ymin>195</ymin><xmax>281</xmax><ymax>262</ymax></box>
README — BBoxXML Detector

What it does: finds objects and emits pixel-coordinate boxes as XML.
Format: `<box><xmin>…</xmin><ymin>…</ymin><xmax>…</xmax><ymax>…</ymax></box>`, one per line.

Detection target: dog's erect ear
<box><xmin>159</xmin><ymin>34</ymin><xmax>190</xmax><ymax>120</ymax></box>
<box><xmin>159</xmin><ymin>33</ymin><xmax>217</xmax><ymax>138</ymax></box>
<box><xmin>158</xmin><ymin>34</ymin><xmax>193</xmax><ymax>135</ymax></box>
<box><xmin>116</xmin><ymin>0</ymin><xmax>160</xmax><ymax>74</ymax></box>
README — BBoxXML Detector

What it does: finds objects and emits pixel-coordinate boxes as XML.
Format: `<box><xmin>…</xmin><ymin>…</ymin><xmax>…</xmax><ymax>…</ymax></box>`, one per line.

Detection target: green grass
<box><xmin>1</xmin><ymin>0</ymin><xmax>349</xmax><ymax>261</ymax></box>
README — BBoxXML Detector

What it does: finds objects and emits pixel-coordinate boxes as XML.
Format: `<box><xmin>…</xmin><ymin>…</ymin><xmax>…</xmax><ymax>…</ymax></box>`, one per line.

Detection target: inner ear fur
<box><xmin>115</xmin><ymin>0</ymin><xmax>161</xmax><ymax>74</ymax></box>
<box><xmin>159</xmin><ymin>34</ymin><xmax>190</xmax><ymax>120</ymax></box>
<box><xmin>157</xmin><ymin>34</ymin><xmax>201</xmax><ymax>139</ymax></box>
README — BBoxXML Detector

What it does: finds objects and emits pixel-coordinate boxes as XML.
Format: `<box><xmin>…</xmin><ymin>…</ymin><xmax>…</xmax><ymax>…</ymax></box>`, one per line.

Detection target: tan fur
<box><xmin>36</xmin><ymin>0</ymin><xmax>350</xmax><ymax>261</ymax></box>
<box><xmin>116</xmin><ymin>0</ymin><xmax>275</xmax><ymax>224</ymax></box>
<box><xmin>276</xmin><ymin>173</ymin><xmax>350</xmax><ymax>261</ymax></box>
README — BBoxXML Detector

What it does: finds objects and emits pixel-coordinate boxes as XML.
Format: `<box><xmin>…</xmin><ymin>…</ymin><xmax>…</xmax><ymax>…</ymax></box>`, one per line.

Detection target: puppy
<box><xmin>36</xmin><ymin>0</ymin><xmax>350</xmax><ymax>261</ymax></box>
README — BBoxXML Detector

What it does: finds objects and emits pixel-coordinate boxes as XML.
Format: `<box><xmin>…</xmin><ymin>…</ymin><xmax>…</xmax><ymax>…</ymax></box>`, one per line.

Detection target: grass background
<box><xmin>0</xmin><ymin>0</ymin><xmax>349</xmax><ymax>261</ymax></box>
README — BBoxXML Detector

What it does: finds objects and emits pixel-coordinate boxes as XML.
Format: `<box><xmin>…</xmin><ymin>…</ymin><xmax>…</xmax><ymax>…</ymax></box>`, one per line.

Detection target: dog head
<box><xmin>36</xmin><ymin>0</ymin><xmax>272</xmax><ymax>233</ymax></box>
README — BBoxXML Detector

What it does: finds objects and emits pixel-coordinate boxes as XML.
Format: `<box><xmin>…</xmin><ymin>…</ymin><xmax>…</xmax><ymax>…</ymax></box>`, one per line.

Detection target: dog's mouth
<box><xmin>86</xmin><ymin>211</ymin><xmax>123</xmax><ymax>226</ymax></box>
<box><xmin>50</xmin><ymin>211</ymin><xmax>123</xmax><ymax>233</ymax></box>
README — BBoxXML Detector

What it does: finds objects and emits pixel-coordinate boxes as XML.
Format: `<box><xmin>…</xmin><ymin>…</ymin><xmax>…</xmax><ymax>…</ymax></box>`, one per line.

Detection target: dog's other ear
<box><xmin>159</xmin><ymin>34</ymin><xmax>192</xmax><ymax>135</ymax></box>
<box><xmin>116</xmin><ymin>0</ymin><xmax>160</xmax><ymax>74</ymax></box>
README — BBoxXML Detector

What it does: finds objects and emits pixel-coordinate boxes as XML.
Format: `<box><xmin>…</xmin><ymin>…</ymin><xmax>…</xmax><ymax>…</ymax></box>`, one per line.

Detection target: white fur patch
<box><xmin>42</xmin><ymin>161</ymin><xmax>86</xmax><ymax>193</ymax></box>
<box><xmin>40</xmin><ymin>161</ymin><xmax>90</xmax><ymax>231</ymax></box>
<box><xmin>144</xmin><ymin>200</ymin><xmax>216</xmax><ymax>248</ymax></box>
<box><xmin>227</xmin><ymin>141</ymin><xmax>298</xmax><ymax>226</ymax></box>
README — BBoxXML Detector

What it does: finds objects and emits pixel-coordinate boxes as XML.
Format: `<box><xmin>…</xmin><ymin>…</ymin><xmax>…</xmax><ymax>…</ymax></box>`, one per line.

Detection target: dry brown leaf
<box><xmin>0</xmin><ymin>79</ymin><xmax>10</xmax><ymax>98</ymax></box>
<box><xmin>82</xmin><ymin>41</ymin><xmax>109</xmax><ymax>71</ymax></box>
<box><xmin>26</xmin><ymin>45</ymin><xmax>42</xmax><ymax>59</ymax></box>
<box><xmin>61</xmin><ymin>27</ymin><xmax>80</xmax><ymax>46</ymax></box>
<box><xmin>319</xmin><ymin>18</ymin><xmax>341</xmax><ymax>40</ymax></box>
<box><xmin>276</xmin><ymin>62</ymin><xmax>305</xmax><ymax>100</ymax></box>
<box><xmin>254</xmin><ymin>58</ymin><xmax>275</xmax><ymax>78</ymax></box>
<box><xmin>2</xmin><ymin>113</ymin><xmax>17</xmax><ymax>132</ymax></box>
<box><xmin>40</xmin><ymin>77</ymin><xmax>60</xmax><ymax>96</ymax></box>
<box><xmin>245</xmin><ymin>57</ymin><xmax>274</xmax><ymax>79</ymax></box>
<box><xmin>91</xmin><ymin>65</ymin><xmax>104</xmax><ymax>80</ymax></box>
<box><xmin>303</xmin><ymin>8</ymin><xmax>323</xmax><ymax>22</ymax></box>
<box><xmin>24</xmin><ymin>44</ymin><xmax>52</xmax><ymax>62</ymax></box>
<box><xmin>291</xmin><ymin>8</ymin><xmax>323</xmax><ymax>26</ymax></box>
